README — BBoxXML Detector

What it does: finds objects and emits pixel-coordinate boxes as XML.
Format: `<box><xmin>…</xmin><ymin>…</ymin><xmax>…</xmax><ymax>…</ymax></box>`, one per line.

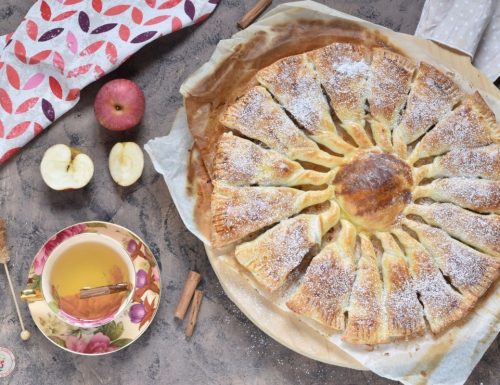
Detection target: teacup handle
<box><xmin>20</xmin><ymin>288</ymin><xmax>43</xmax><ymax>303</ymax></box>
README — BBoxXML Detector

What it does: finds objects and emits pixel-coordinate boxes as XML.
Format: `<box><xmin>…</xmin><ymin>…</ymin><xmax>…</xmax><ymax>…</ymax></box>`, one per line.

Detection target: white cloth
<box><xmin>416</xmin><ymin>0</ymin><xmax>500</xmax><ymax>81</ymax></box>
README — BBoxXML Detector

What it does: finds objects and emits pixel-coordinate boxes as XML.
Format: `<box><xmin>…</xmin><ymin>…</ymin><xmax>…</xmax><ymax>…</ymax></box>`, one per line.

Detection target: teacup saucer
<box><xmin>24</xmin><ymin>222</ymin><xmax>161</xmax><ymax>355</ymax></box>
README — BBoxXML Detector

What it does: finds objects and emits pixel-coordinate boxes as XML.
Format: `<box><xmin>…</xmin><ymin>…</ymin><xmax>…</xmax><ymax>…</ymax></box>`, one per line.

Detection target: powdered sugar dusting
<box><xmin>398</xmin><ymin>63</ymin><xmax>461</xmax><ymax>144</ymax></box>
<box><xmin>213</xmin><ymin>186</ymin><xmax>298</xmax><ymax>244</ymax></box>
<box><xmin>223</xmin><ymin>86</ymin><xmax>317</xmax><ymax>156</ymax></box>
<box><xmin>257</xmin><ymin>55</ymin><xmax>331</xmax><ymax>135</ymax></box>
<box><xmin>369</xmin><ymin>50</ymin><xmax>414</xmax><ymax>126</ymax></box>
<box><xmin>288</xmin><ymin>245</ymin><xmax>355</xmax><ymax>327</ymax></box>
<box><xmin>423</xmin><ymin>177</ymin><xmax>500</xmax><ymax>213</ymax></box>
<box><xmin>310</xmin><ymin>43</ymin><xmax>369</xmax><ymax>125</ymax></box>
<box><xmin>414</xmin><ymin>203</ymin><xmax>500</xmax><ymax>256</ymax></box>
<box><xmin>413</xmin><ymin>223</ymin><xmax>498</xmax><ymax>297</ymax></box>
<box><xmin>417</xmin><ymin>104</ymin><xmax>493</xmax><ymax>157</ymax></box>
<box><xmin>384</xmin><ymin>260</ymin><xmax>424</xmax><ymax>337</ymax></box>
<box><xmin>435</xmin><ymin>145</ymin><xmax>500</xmax><ymax>180</ymax></box>
<box><xmin>251</xmin><ymin>216</ymin><xmax>317</xmax><ymax>290</ymax></box>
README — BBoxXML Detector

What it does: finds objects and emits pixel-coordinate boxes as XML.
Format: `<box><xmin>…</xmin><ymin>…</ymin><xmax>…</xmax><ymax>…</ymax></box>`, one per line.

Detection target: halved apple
<box><xmin>40</xmin><ymin>144</ymin><xmax>94</xmax><ymax>190</ymax></box>
<box><xmin>108</xmin><ymin>142</ymin><xmax>144</xmax><ymax>186</ymax></box>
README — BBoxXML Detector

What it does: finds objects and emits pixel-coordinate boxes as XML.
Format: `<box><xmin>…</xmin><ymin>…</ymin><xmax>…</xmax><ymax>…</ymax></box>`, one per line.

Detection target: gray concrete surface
<box><xmin>0</xmin><ymin>1</ymin><xmax>498</xmax><ymax>384</ymax></box>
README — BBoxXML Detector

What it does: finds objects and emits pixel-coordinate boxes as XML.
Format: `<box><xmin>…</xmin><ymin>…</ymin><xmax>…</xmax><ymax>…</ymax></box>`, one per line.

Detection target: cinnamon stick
<box><xmin>185</xmin><ymin>289</ymin><xmax>203</xmax><ymax>337</ymax></box>
<box><xmin>174</xmin><ymin>271</ymin><xmax>201</xmax><ymax>320</ymax></box>
<box><xmin>237</xmin><ymin>0</ymin><xmax>272</xmax><ymax>29</ymax></box>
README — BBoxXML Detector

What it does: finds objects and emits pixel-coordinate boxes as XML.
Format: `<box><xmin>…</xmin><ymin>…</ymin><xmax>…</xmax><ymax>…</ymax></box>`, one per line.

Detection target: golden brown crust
<box><xmin>408</xmin><ymin>92</ymin><xmax>499</xmax><ymax>164</ymax></box>
<box><xmin>308</xmin><ymin>43</ymin><xmax>372</xmax><ymax>147</ymax></box>
<box><xmin>256</xmin><ymin>54</ymin><xmax>354</xmax><ymax>155</ymax></box>
<box><xmin>394</xmin><ymin>62</ymin><xmax>462</xmax><ymax>154</ymax></box>
<box><xmin>413</xmin><ymin>177</ymin><xmax>500</xmax><ymax>214</ymax></box>
<box><xmin>343</xmin><ymin>235</ymin><xmax>389</xmax><ymax>345</ymax></box>
<box><xmin>403</xmin><ymin>219</ymin><xmax>500</xmax><ymax>299</ymax></box>
<box><xmin>213</xmin><ymin>132</ymin><xmax>335</xmax><ymax>186</ymax></box>
<box><xmin>235</xmin><ymin>203</ymin><xmax>340</xmax><ymax>291</ymax></box>
<box><xmin>405</xmin><ymin>203</ymin><xmax>500</xmax><ymax>257</ymax></box>
<box><xmin>368</xmin><ymin>48</ymin><xmax>416</xmax><ymax>152</ymax></box>
<box><xmin>377</xmin><ymin>233</ymin><xmax>426</xmax><ymax>339</ymax></box>
<box><xmin>413</xmin><ymin>145</ymin><xmax>500</xmax><ymax>183</ymax></box>
<box><xmin>205</xmin><ymin>40</ymin><xmax>500</xmax><ymax>346</ymax></box>
<box><xmin>334</xmin><ymin>151</ymin><xmax>413</xmax><ymax>231</ymax></box>
<box><xmin>391</xmin><ymin>229</ymin><xmax>475</xmax><ymax>334</ymax></box>
<box><xmin>211</xmin><ymin>183</ymin><xmax>334</xmax><ymax>247</ymax></box>
<box><xmin>287</xmin><ymin>220</ymin><xmax>356</xmax><ymax>330</ymax></box>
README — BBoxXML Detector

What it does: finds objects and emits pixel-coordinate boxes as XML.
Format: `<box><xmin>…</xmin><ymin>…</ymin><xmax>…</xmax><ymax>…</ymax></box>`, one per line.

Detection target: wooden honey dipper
<box><xmin>0</xmin><ymin>219</ymin><xmax>30</xmax><ymax>341</ymax></box>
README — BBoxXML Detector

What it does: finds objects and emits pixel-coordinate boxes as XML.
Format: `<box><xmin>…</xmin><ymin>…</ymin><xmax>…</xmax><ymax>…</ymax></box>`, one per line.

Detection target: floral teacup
<box><xmin>22</xmin><ymin>231</ymin><xmax>136</xmax><ymax>329</ymax></box>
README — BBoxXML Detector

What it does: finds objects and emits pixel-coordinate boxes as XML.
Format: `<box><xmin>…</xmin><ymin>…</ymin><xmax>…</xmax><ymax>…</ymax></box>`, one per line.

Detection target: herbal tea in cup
<box><xmin>41</xmin><ymin>233</ymin><xmax>135</xmax><ymax>327</ymax></box>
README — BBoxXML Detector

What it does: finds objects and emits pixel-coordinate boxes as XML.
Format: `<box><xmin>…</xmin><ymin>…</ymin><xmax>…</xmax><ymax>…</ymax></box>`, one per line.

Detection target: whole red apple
<box><xmin>94</xmin><ymin>79</ymin><xmax>145</xmax><ymax>131</ymax></box>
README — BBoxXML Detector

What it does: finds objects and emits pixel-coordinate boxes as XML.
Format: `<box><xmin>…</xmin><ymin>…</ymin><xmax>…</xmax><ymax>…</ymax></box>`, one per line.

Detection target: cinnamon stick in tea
<box><xmin>237</xmin><ymin>0</ymin><xmax>272</xmax><ymax>29</ymax></box>
<box><xmin>174</xmin><ymin>271</ymin><xmax>201</xmax><ymax>320</ymax></box>
<box><xmin>185</xmin><ymin>289</ymin><xmax>204</xmax><ymax>337</ymax></box>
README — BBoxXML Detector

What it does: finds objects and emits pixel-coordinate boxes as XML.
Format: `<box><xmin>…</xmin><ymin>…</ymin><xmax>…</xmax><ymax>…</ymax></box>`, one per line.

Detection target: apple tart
<box><xmin>209</xmin><ymin>42</ymin><xmax>500</xmax><ymax>345</ymax></box>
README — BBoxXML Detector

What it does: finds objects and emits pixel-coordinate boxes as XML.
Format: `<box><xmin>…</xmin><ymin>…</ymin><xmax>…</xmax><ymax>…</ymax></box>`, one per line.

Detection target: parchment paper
<box><xmin>146</xmin><ymin>2</ymin><xmax>500</xmax><ymax>384</ymax></box>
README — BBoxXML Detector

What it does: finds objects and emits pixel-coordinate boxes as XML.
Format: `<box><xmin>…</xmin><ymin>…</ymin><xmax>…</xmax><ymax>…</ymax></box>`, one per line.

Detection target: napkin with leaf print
<box><xmin>0</xmin><ymin>0</ymin><xmax>218</xmax><ymax>164</ymax></box>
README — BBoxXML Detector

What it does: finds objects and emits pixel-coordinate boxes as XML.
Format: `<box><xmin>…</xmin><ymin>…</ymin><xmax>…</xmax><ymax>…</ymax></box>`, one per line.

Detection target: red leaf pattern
<box><xmin>66</xmin><ymin>88</ymin><xmax>80</xmax><ymax>101</ymax></box>
<box><xmin>28</xmin><ymin>50</ymin><xmax>51</xmax><ymax>65</ymax></box>
<box><xmin>52</xmin><ymin>11</ymin><xmax>77</xmax><ymax>22</ymax></box>
<box><xmin>67</xmin><ymin>64</ymin><xmax>93</xmax><ymax>78</ymax></box>
<box><xmin>172</xmin><ymin>17</ymin><xmax>182</xmax><ymax>32</ymax></box>
<box><xmin>49</xmin><ymin>77</ymin><xmax>63</xmax><ymax>99</ymax></box>
<box><xmin>26</xmin><ymin>20</ymin><xmax>38</xmax><ymax>41</ymax></box>
<box><xmin>104</xmin><ymin>5</ymin><xmax>130</xmax><ymax>16</ymax></box>
<box><xmin>7</xmin><ymin>121</ymin><xmax>31</xmax><ymax>139</ymax></box>
<box><xmin>40</xmin><ymin>1</ymin><xmax>52</xmax><ymax>21</ymax></box>
<box><xmin>53</xmin><ymin>52</ymin><xmax>65</xmax><ymax>74</ymax></box>
<box><xmin>119</xmin><ymin>24</ymin><xmax>130</xmax><ymax>41</ymax></box>
<box><xmin>105</xmin><ymin>42</ymin><xmax>118</xmax><ymax>65</ymax></box>
<box><xmin>6</xmin><ymin>65</ymin><xmax>20</xmax><ymax>89</ymax></box>
<box><xmin>0</xmin><ymin>89</ymin><xmax>13</xmax><ymax>114</ymax></box>
<box><xmin>144</xmin><ymin>15</ymin><xmax>170</xmax><ymax>25</ymax></box>
<box><xmin>158</xmin><ymin>0</ymin><xmax>182</xmax><ymax>9</ymax></box>
<box><xmin>0</xmin><ymin>0</ymin><xmax>219</xmax><ymax>164</ymax></box>
<box><xmin>132</xmin><ymin>8</ymin><xmax>143</xmax><ymax>24</ymax></box>
<box><xmin>33</xmin><ymin>122</ymin><xmax>43</xmax><ymax>136</ymax></box>
<box><xmin>15</xmin><ymin>97</ymin><xmax>39</xmax><ymax>114</ymax></box>
<box><xmin>79</xmin><ymin>40</ymin><xmax>105</xmax><ymax>56</ymax></box>
<box><xmin>92</xmin><ymin>0</ymin><xmax>103</xmax><ymax>13</ymax></box>
<box><xmin>14</xmin><ymin>41</ymin><xmax>27</xmax><ymax>64</ymax></box>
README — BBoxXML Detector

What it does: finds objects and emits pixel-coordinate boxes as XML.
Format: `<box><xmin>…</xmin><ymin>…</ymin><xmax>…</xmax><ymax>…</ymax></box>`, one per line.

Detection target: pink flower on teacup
<box><xmin>85</xmin><ymin>333</ymin><xmax>114</xmax><ymax>354</ymax></box>
<box><xmin>33</xmin><ymin>224</ymin><xmax>87</xmax><ymax>275</ymax></box>
<box><xmin>65</xmin><ymin>335</ymin><xmax>88</xmax><ymax>353</ymax></box>
<box><xmin>66</xmin><ymin>333</ymin><xmax>114</xmax><ymax>354</ymax></box>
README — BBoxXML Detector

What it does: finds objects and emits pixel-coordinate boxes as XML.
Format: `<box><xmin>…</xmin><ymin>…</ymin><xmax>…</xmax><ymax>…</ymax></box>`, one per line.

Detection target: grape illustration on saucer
<box><xmin>0</xmin><ymin>348</ymin><xmax>15</xmax><ymax>378</ymax></box>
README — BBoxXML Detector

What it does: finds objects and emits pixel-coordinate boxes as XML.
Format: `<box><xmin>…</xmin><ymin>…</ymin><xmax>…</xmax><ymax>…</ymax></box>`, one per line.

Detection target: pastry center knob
<box><xmin>333</xmin><ymin>151</ymin><xmax>413</xmax><ymax>231</ymax></box>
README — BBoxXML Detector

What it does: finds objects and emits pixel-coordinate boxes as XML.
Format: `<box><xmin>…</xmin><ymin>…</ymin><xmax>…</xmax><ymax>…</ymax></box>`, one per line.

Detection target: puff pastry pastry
<box><xmin>214</xmin><ymin>132</ymin><xmax>335</xmax><ymax>186</ymax></box>
<box><xmin>368</xmin><ymin>48</ymin><xmax>415</xmax><ymax>152</ymax></box>
<box><xmin>308</xmin><ymin>43</ymin><xmax>372</xmax><ymax>148</ymax></box>
<box><xmin>235</xmin><ymin>202</ymin><xmax>340</xmax><ymax>291</ymax></box>
<box><xmin>212</xmin><ymin>183</ymin><xmax>334</xmax><ymax>247</ymax></box>
<box><xmin>256</xmin><ymin>54</ymin><xmax>354</xmax><ymax>155</ymax></box>
<box><xmin>413</xmin><ymin>145</ymin><xmax>500</xmax><ymax>183</ymax></box>
<box><xmin>408</xmin><ymin>92</ymin><xmax>498</xmax><ymax>164</ymax></box>
<box><xmin>211</xmin><ymin>42</ymin><xmax>500</xmax><ymax>345</ymax></box>
<box><xmin>220</xmin><ymin>86</ymin><xmax>343</xmax><ymax>168</ymax></box>
<box><xmin>405</xmin><ymin>202</ymin><xmax>500</xmax><ymax>257</ymax></box>
<box><xmin>287</xmin><ymin>220</ymin><xmax>356</xmax><ymax>330</ymax></box>
<box><xmin>413</xmin><ymin>177</ymin><xmax>500</xmax><ymax>214</ymax></box>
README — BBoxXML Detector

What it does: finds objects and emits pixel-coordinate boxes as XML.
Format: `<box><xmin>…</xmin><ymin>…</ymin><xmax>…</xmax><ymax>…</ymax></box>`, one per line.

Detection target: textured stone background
<box><xmin>0</xmin><ymin>1</ymin><xmax>498</xmax><ymax>384</ymax></box>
